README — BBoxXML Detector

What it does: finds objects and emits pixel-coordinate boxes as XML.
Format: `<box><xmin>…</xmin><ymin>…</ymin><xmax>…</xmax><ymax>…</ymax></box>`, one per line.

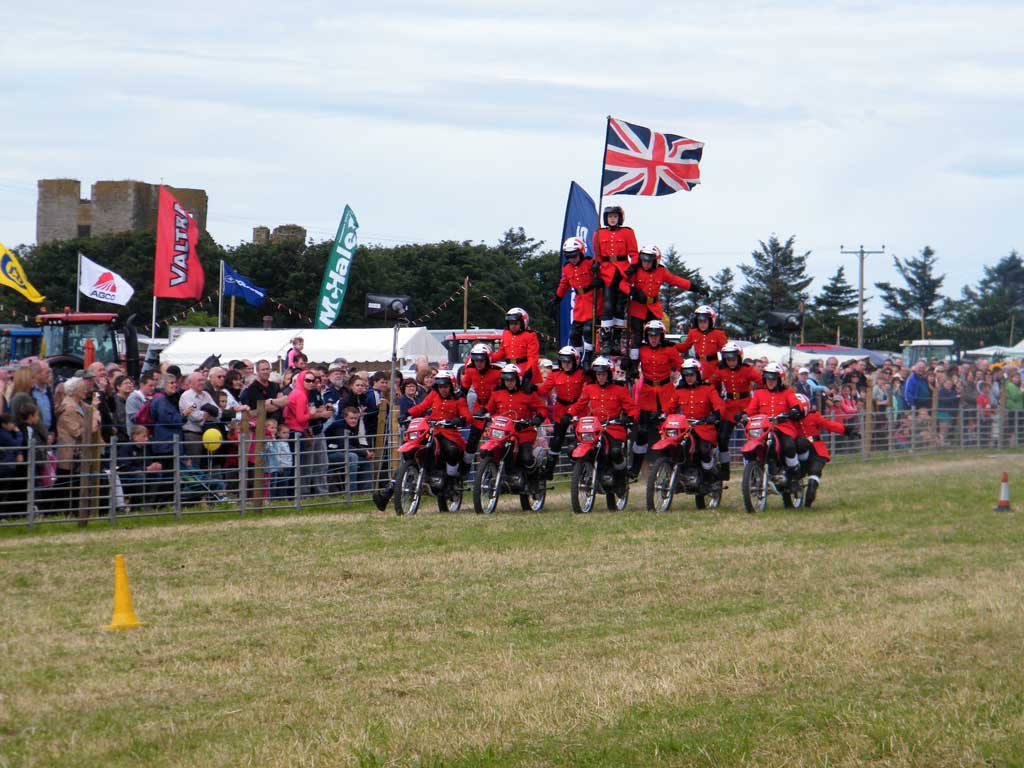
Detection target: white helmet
<box><xmin>721</xmin><ymin>341</ymin><xmax>742</xmax><ymax>356</ymax></box>
<box><xmin>763</xmin><ymin>362</ymin><xmax>785</xmax><ymax>377</ymax></box>
<box><xmin>500</xmin><ymin>363</ymin><xmax>522</xmax><ymax>388</ymax></box>
<box><xmin>679</xmin><ymin>358</ymin><xmax>703</xmax><ymax>386</ymax></box>
<box><xmin>644</xmin><ymin>319</ymin><xmax>667</xmax><ymax>336</ymax></box>
<box><xmin>470</xmin><ymin>343</ymin><xmax>491</xmax><ymax>361</ymax></box>
<box><xmin>434</xmin><ymin>369</ymin><xmax>457</xmax><ymax>389</ymax></box>
<box><xmin>591</xmin><ymin>356</ymin><xmax>613</xmax><ymax>376</ymax></box>
<box><xmin>562</xmin><ymin>237</ymin><xmax>587</xmax><ymax>258</ymax></box>
<box><xmin>639</xmin><ymin>244</ymin><xmax>662</xmax><ymax>262</ymax></box>
<box><xmin>557</xmin><ymin>345</ymin><xmax>580</xmax><ymax>367</ymax></box>
<box><xmin>693</xmin><ymin>305</ymin><xmax>717</xmax><ymax>328</ymax></box>
<box><xmin>505</xmin><ymin>307</ymin><xmax>529</xmax><ymax>331</ymax></box>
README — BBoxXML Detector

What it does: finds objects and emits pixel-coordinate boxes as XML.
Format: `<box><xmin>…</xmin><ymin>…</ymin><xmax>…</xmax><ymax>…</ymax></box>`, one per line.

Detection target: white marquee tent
<box><xmin>159</xmin><ymin>327</ymin><xmax>447</xmax><ymax>372</ymax></box>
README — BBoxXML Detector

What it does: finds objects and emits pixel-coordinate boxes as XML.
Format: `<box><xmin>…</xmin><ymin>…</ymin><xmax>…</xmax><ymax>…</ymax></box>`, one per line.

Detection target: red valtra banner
<box><xmin>154</xmin><ymin>186</ymin><xmax>204</xmax><ymax>299</ymax></box>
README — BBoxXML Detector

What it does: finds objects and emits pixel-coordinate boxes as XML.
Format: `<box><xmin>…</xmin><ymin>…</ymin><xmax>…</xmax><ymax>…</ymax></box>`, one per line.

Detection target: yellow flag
<box><xmin>0</xmin><ymin>241</ymin><xmax>45</xmax><ymax>303</ymax></box>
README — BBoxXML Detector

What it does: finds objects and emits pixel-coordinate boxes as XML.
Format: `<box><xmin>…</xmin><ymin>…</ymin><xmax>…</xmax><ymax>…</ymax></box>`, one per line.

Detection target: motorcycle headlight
<box><xmin>665</xmin><ymin>429</ymin><xmax>679</xmax><ymax>438</ymax></box>
<box><xmin>747</xmin><ymin>427</ymin><xmax>762</xmax><ymax>438</ymax></box>
<box><xmin>406</xmin><ymin>431</ymin><xmax>419</xmax><ymax>441</ymax></box>
<box><xmin>580</xmin><ymin>432</ymin><xmax>596</xmax><ymax>442</ymax></box>
<box><xmin>489</xmin><ymin>428</ymin><xmax>507</xmax><ymax>439</ymax></box>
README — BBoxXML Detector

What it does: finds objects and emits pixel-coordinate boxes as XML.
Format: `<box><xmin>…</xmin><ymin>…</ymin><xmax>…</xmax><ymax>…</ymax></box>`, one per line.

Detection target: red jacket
<box><xmin>677</xmin><ymin>328</ymin><xmax>729</xmax><ymax>379</ymax></box>
<box><xmin>636</xmin><ymin>343</ymin><xmax>682</xmax><ymax>412</ymax></box>
<box><xmin>797</xmin><ymin>411</ymin><xmax>846</xmax><ymax>459</ymax></box>
<box><xmin>490</xmin><ymin>329</ymin><xmax>541</xmax><ymax>385</ymax></box>
<box><xmin>537</xmin><ymin>368</ymin><xmax>586</xmax><ymax>422</ymax></box>
<box><xmin>407</xmin><ymin>391</ymin><xmax>472</xmax><ymax>450</ymax></box>
<box><xmin>625</xmin><ymin>265</ymin><xmax>692</xmax><ymax>320</ymax></box>
<box><xmin>556</xmin><ymin>259</ymin><xmax>601</xmax><ymax>322</ymax></box>
<box><xmin>707</xmin><ymin>363</ymin><xmax>763</xmax><ymax>423</ymax></box>
<box><xmin>746</xmin><ymin>386</ymin><xmax>802</xmax><ymax>438</ymax></box>
<box><xmin>483</xmin><ymin>388</ymin><xmax>548</xmax><ymax>444</ymax></box>
<box><xmin>462</xmin><ymin>363</ymin><xmax>503</xmax><ymax>429</ymax></box>
<box><xmin>593</xmin><ymin>227</ymin><xmax>638</xmax><ymax>286</ymax></box>
<box><xmin>568</xmin><ymin>382</ymin><xmax>638</xmax><ymax>441</ymax></box>
<box><xmin>666</xmin><ymin>383</ymin><xmax>724</xmax><ymax>443</ymax></box>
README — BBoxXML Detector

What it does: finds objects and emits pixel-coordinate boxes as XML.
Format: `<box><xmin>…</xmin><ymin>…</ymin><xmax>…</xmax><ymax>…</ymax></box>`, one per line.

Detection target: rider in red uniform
<box><xmin>623</xmin><ymin>244</ymin><xmax>702</xmax><ymax>371</ymax></box>
<box><xmin>490</xmin><ymin>307</ymin><xmax>541</xmax><ymax>392</ymax></box>
<box><xmin>669</xmin><ymin>359</ymin><xmax>725</xmax><ymax>482</ymax></box>
<box><xmin>537</xmin><ymin>345</ymin><xmax>587</xmax><ymax>479</ymax></box>
<box><xmin>482</xmin><ymin>364</ymin><xmax>549</xmax><ymax>472</ymax></box>
<box><xmin>592</xmin><ymin>205</ymin><xmax>638</xmax><ymax>355</ymax></box>
<box><xmin>460</xmin><ymin>342</ymin><xmax>503</xmax><ymax>475</ymax></box>
<box><xmin>676</xmin><ymin>305</ymin><xmax>729</xmax><ymax>381</ymax></box>
<box><xmin>406</xmin><ymin>370</ymin><xmax>473</xmax><ymax>486</ymax></box>
<box><xmin>741</xmin><ymin>362</ymin><xmax>804</xmax><ymax>494</ymax></box>
<box><xmin>793</xmin><ymin>393</ymin><xmax>860</xmax><ymax>506</ymax></box>
<box><xmin>568</xmin><ymin>356</ymin><xmax>638</xmax><ymax>486</ymax></box>
<box><xmin>706</xmin><ymin>341</ymin><xmax>762</xmax><ymax>480</ymax></box>
<box><xmin>632</xmin><ymin>319</ymin><xmax>682</xmax><ymax>479</ymax></box>
<box><xmin>551</xmin><ymin>237</ymin><xmax>603</xmax><ymax>365</ymax></box>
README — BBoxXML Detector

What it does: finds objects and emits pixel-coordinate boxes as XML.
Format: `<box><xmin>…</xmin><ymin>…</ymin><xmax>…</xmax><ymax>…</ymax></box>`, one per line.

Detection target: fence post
<box><xmin>862</xmin><ymin>391</ymin><xmax>872</xmax><ymax>459</ymax></box>
<box><xmin>238</xmin><ymin>429</ymin><xmax>248</xmax><ymax>516</ymax></box>
<box><xmin>254</xmin><ymin>401</ymin><xmax>266</xmax><ymax>510</ymax></box>
<box><xmin>108</xmin><ymin>436</ymin><xmax>119</xmax><ymax>526</ymax></box>
<box><xmin>344</xmin><ymin>433</ymin><xmax>352</xmax><ymax>501</ymax></box>
<box><xmin>294</xmin><ymin>432</ymin><xmax>302</xmax><ymax>511</ymax></box>
<box><xmin>173</xmin><ymin>435</ymin><xmax>182</xmax><ymax>520</ymax></box>
<box><xmin>999</xmin><ymin>383</ymin><xmax>1007</xmax><ymax>449</ymax></box>
<box><xmin>27</xmin><ymin>435</ymin><xmax>37</xmax><ymax>531</ymax></box>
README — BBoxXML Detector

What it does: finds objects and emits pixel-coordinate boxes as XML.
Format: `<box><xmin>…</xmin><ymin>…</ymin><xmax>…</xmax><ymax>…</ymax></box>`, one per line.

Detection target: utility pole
<box><xmin>840</xmin><ymin>243</ymin><xmax>885</xmax><ymax>349</ymax></box>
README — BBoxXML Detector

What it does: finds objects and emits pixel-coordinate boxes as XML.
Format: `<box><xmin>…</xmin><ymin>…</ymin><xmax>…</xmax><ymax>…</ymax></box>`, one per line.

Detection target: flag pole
<box><xmin>218</xmin><ymin>260</ymin><xmax>224</xmax><ymax>328</ymax></box>
<box><xmin>151</xmin><ymin>296</ymin><xmax>158</xmax><ymax>343</ymax></box>
<box><xmin>592</xmin><ymin>115</ymin><xmax>611</xmax><ymax>356</ymax></box>
<box><xmin>230</xmin><ymin>295</ymin><xmax>236</xmax><ymax>328</ymax></box>
<box><xmin>76</xmin><ymin>252</ymin><xmax>81</xmax><ymax>312</ymax></box>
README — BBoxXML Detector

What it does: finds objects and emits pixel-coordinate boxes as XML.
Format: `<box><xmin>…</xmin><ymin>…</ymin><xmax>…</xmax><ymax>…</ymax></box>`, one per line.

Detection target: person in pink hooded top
<box><xmin>284</xmin><ymin>371</ymin><xmax>328</xmax><ymax>496</ymax></box>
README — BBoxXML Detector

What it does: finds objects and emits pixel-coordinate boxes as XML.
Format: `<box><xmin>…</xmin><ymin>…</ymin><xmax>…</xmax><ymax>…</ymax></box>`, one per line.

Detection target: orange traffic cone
<box><xmin>105</xmin><ymin>554</ymin><xmax>143</xmax><ymax>630</ymax></box>
<box><xmin>994</xmin><ymin>472</ymin><xmax>1013</xmax><ymax>512</ymax></box>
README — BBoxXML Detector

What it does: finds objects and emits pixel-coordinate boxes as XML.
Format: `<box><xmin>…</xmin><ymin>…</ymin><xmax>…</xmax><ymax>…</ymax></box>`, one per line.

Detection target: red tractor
<box><xmin>35</xmin><ymin>310</ymin><xmax>140</xmax><ymax>381</ymax></box>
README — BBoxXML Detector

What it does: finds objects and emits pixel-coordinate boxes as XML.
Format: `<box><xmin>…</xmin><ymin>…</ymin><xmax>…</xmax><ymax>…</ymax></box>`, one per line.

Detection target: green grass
<box><xmin>2</xmin><ymin>452</ymin><xmax>1024</xmax><ymax>767</ymax></box>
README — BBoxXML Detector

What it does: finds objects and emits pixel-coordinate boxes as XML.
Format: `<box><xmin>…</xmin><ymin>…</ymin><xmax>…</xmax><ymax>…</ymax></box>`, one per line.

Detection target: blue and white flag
<box><xmin>558</xmin><ymin>181</ymin><xmax>598</xmax><ymax>346</ymax></box>
<box><xmin>223</xmin><ymin>262</ymin><xmax>266</xmax><ymax>306</ymax></box>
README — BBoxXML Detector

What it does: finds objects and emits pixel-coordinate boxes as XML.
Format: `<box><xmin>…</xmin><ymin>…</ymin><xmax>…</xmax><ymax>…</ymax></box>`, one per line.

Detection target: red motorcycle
<box><xmin>739</xmin><ymin>414</ymin><xmax>803</xmax><ymax>513</ymax></box>
<box><xmin>569</xmin><ymin>416</ymin><xmax>631</xmax><ymax>514</ymax></box>
<box><xmin>472</xmin><ymin>415</ymin><xmax>547</xmax><ymax>514</ymax></box>
<box><xmin>393</xmin><ymin>417</ymin><xmax>465</xmax><ymax>515</ymax></box>
<box><xmin>645</xmin><ymin>413</ymin><xmax>722</xmax><ymax>512</ymax></box>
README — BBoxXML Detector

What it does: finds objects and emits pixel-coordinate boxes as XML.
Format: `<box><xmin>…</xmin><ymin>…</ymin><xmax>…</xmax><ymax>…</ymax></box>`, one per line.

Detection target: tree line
<box><xmin>9</xmin><ymin>229</ymin><xmax>1021</xmax><ymax>354</ymax></box>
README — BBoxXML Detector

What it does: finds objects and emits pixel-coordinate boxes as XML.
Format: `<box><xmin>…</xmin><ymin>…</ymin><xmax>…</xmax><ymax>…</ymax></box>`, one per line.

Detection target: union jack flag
<box><xmin>602</xmin><ymin>117</ymin><xmax>703</xmax><ymax>197</ymax></box>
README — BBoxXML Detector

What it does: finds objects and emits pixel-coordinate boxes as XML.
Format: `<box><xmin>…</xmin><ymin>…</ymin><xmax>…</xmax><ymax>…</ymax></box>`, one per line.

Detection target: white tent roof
<box><xmin>159</xmin><ymin>327</ymin><xmax>447</xmax><ymax>372</ymax></box>
<box><xmin>740</xmin><ymin>343</ymin><xmax>870</xmax><ymax>368</ymax></box>
<box><xmin>967</xmin><ymin>344</ymin><xmax>1024</xmax><ymax>358</ymax></box>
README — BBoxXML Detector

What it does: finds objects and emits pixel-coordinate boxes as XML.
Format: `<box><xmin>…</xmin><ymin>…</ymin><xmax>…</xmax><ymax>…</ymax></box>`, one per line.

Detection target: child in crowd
<box><xmin>263</xmin><ymin>419</ymin><xmax>295</xmax><ymax>498</ymax></box>
<box><xmin>117</xmin><ymin>424</ymin><xmax>168</xmax><ymax>510</ymax></box>
<box><xmin>0</xmin><ymin>413</ymin><xmax>26</xmax><ymax>514</ymax></box>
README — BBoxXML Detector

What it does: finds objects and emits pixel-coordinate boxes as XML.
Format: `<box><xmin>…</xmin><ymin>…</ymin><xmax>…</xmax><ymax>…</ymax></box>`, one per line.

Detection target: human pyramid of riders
<box><xmin>378</xmin><ymin>205</ymin><xmax>860</xmax><ymax>515</ymax></box>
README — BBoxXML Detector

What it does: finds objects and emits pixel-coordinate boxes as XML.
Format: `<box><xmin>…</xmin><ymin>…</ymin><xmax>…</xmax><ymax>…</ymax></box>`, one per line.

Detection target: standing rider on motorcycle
<box><xmin>567</xmin><ymin>356</ymin><xmax>638</xmax><ymax>486</ymax></box>
<box><xmin>676</xmin><ymin>305</ymin><xmax>729</xmax><ymax>382</ymax></box>
<box><xmin>632</xmin><ymin>319</ymin><xmax>682</xmax><ymax>479</ymax></box>
<box><xmin>551</xmin><ymin>237</ymin><xmax>602</xmax><ymax>365</ymax></box>
<box><xmin>460</xmin><ymin>342</ymin><xmax>503</xmax><ymax>476</ymax></box>
<box><xmin>481</xmin><ymin>364</ymin><xmax>549</xmax><ymax>473</ymax></box>
<box><xmin>707</xmin><ymin>341</ymin><xmax>763</xmax><ymax>480</ymax></box>
<box><xmin>490</xmin><ymin>308</ymin><xmax>542</xmax><ymax>393</ymax></box>
<box><xmin>741</xmin><ymin>362</ymin><xmax>804</xmax><ymax>495</ymax></box>
<box><xmin>593</xmin><ymin>205</ymin><xmax>638</xmax><ymax>355</ymax></box>
<box><xmin>670</xmin><ymin>358</ymin><xmax>725</xmax><ymax>483</ymax></box>
<box><xmin>537</xmin><ymin>345</ymin><xmax>587</xmax><ymax>479</ymax></box>
<box><xmin>406</xmin><ymin>370</ymin><xmax>473</xmax><ymax>490</ymax></box>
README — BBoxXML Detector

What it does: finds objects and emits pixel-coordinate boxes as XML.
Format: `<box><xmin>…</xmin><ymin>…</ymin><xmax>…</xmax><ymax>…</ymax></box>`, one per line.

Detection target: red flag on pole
<box><xmin>154</xmin><ymin>186</ymin><xmax>204</xmax><ymax>299</ymax></box>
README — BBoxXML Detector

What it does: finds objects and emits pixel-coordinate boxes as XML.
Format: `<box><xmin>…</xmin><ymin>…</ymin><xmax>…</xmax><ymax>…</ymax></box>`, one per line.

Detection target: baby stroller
<box><xmin>180</xmin><ymin>457</ymin><xmax>229</xmax><ymax>505</ymax></box>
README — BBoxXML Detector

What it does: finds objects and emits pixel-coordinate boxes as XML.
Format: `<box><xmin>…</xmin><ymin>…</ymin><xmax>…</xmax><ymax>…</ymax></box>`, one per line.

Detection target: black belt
<box><xmin>602</xmin><ymin>256</ymin><xmax>630</xmax><ymax>262</ymax></box>
<box><xmin>643</xmin><ymin>377</ymin><xmax>670</xmax><ymax>387</ymax></box>
<box><xmin>704</xmin><ymin>354</ymin><xmax>717</xmax><ymax>361</ymax></box>
<box><xmin>576</xmin><ymin>286</ymin><xmax>593</xmax><ymax>295</ymax></box>
<box><xmin>556</xmin><ymin>397</ymin><xmax>575</xmax><ymax>406</ymax></box>
<box><xmin>727</xmin><ymin>392</ymin><xmax>750</xmax><ymax>400</ymax></box>
<box><xmin>512</xmin><ymin>357</ymin><xmax>528</xmax><ymax>364</ymax></box>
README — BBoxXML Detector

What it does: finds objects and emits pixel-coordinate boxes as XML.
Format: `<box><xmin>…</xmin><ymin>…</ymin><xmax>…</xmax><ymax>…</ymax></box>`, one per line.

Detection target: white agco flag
<box><xmin>78</xmin><ymin>253</ymin><xmax>135</xmax><ymax>306</ymax></box>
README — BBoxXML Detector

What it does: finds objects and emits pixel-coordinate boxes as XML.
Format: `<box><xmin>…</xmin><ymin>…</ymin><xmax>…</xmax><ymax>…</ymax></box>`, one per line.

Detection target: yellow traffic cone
<box><xmin>105</xmin><ymin>554</ymin><xmax>143</xmax><ymax>630</ymax></box>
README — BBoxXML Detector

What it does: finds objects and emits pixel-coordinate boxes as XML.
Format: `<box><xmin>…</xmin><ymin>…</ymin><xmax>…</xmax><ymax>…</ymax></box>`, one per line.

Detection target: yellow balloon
<box><xmin>202</xmin><ymin>427</ymin><xmax>223</xmax><ymax>452</ymax></box>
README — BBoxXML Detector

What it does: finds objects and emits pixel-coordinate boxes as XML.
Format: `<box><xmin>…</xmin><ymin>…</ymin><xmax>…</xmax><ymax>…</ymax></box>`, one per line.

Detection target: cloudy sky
<box><xmin>2</xmin><ymin>1</ymin><xmax>1020</xmax><ymax>320</ymax></box>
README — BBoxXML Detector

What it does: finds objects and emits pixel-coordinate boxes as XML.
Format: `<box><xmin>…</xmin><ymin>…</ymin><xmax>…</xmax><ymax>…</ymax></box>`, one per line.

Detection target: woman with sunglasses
<box><xmin>284</xmin><ymin>371</ymin><xmax>329</xmax><ymax>497</ymax></box>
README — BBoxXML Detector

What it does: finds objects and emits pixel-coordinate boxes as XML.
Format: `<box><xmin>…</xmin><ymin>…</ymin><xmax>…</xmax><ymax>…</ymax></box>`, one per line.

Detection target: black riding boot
<box><xmin>542</xmin><ymin>452</ymin><xmax>558</xmax><ymax>480</ymax></box>
<box><xmin>718</xmin><ymin>462</ymin><xmax>730</xmax><ymax>481</ymax></box>
<box><xmin>628</xmin><ymin>452</ymin><xmax>645</xmax><ymax>480</ymax></box>
<box><xmin>599</xmin><ymin>327</ymin><xmax>614</xmax><ymax>356</ymax></box>
<box><xmin>372</xmin><ymin>481</ymin><xmax>395</xmax><ymax>511</ymax></box>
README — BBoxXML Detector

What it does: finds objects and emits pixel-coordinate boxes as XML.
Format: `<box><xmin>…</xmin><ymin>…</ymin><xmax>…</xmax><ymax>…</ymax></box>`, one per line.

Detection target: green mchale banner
<box><xmin>315</xmin><ymin>205</ymin><xmax>359</xmax><ymax>329</ymax></box>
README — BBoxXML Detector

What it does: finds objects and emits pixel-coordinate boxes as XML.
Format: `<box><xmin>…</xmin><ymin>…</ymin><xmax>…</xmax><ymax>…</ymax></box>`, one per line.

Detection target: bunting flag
<box><xmin>315</xmin><ymin>205</ymin><xmax>358</xmax><ymax>329</ymax></box>
<box><xmin>0</xmin><ymin>240</ymin><xmax>45</xmax><ymax>303</ymax></box>
<box><xmin>223</xmin><ymin>262</ymin><xmax>266</xmax><ymax>306</ymax></box>
<box><xmin>79</xmin><ymin>253</ymin><xmax>135</xmax><ymax>306</ymax></box>
<box><xmin>154</xmin><ymin>186</ymin><xmax>204</xmax><ymax>299</ymax></box>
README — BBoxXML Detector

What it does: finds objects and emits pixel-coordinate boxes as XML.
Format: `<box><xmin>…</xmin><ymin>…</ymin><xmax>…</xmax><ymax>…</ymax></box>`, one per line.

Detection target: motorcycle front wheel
<box><xmin>570</xmin><ymin>460</ymin><xmax>597</xmax><ymax>514</ymax></box>
<box><xmin>473</xmin><ymin>457</ymin><xmax>500</xmax><ymax>514</ymax></box>
<box><xmin>646</xmin><ymin>457</ymin><xmax>675</xmax><ymax>513</ymax></box>
<box><xmin>742</xmin><ymin>461</ymin><xmax>767</xmax><ymax>514</ymax></box>
<box><xmin>394</xmin><ymin>461</ymin><xmax>422</xmax><ymax>516</ymax></box>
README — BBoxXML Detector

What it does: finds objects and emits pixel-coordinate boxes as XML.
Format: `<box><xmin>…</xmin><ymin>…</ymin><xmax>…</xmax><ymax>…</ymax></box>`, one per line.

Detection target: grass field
<box><xmin>3</xmin><ymin>451</ymin><xmax>1024</xmax><ymax>767</ymax></box>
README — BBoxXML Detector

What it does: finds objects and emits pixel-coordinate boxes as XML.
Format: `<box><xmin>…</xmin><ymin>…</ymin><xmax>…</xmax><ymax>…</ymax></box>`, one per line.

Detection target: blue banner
<box><xmin>223</xmin><ymin>262</ymin><xmax>267</xmax><ymax>307</ymax></box>
<box><xmin>558</xmin><ymin>181</ymin><xmax>598</xmax><ymax>346</ymax></box>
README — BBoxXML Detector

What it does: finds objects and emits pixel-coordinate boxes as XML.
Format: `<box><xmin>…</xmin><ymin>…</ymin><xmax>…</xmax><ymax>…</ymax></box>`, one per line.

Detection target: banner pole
<box><xmin>592</xmin><ymin>115</ymin><xmax>610</xmax><ymax>356</ymax></box>
<box><xmin>218</xmin><ymin>260</ymin><xmax>224</xmax><ymax>328</ymax></box>
<box><xmin>230</xmin><ymin>295</ymin><xmax>236</xmax><ymax>328</ymax></box>
<box><xmin>76</xmin><ymin>253</ymin><xmax>81</xmax><ymax>312</ymax></box>
<box><xmin>151</xmin><ymin>296</ymin><xmax>158</xmax><ymax>342</ymax></box>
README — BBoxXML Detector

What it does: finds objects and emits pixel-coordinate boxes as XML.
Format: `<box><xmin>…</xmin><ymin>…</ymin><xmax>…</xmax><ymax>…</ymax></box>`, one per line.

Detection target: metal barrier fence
<box><xmin>0</xmin><ymin>406</ymin><xmax>1018</xmax><ymax>528</ymax></box>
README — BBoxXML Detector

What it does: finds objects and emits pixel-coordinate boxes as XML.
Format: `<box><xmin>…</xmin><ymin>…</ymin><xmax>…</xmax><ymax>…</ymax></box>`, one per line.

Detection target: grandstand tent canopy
<box><xmin>159</xmin><ymin>327</ymin><xmax>447</xmax><ymax>372</ymax></box>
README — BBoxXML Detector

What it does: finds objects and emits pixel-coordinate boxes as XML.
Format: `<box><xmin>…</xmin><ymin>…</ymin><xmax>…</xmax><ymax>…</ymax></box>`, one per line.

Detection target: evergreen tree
<box><xmin>810</xmin><ymin>266</ymin><xmax>859</xmax><ymax>344</ymax></box>
<box><xmin>707</xmin><ymin>267</ymin><xmax>737</xmax><ymax>335</ymax></box>
<box><xmin>732</xmin><ymin>235</ymin><xmax>813</xmax><ymax>340</ymax></box>
<box><xmin>874</xmin><ymin>246</ymin><xmax>947</xmax><ymax>328</ymax></box>
<box><xmin>660</xmin><ymin>246</ymin><xmax>699</xmax><ymax>332</ymax></box>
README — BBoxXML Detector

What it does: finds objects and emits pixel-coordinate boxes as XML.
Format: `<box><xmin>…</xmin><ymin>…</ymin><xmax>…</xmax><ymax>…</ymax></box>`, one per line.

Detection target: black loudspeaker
<box><xmin>365</xmin><ymin>294</ymin><xmax>411</xmax><ymax>320</ymax></box>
